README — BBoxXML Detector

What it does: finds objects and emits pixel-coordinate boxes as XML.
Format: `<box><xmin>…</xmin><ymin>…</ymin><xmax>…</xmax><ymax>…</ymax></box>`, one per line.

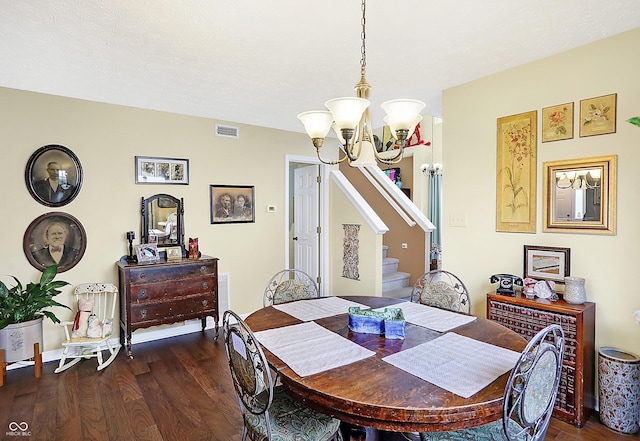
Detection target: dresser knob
<box><xmin>140</xmin><ymin>309</ymin><xmax>147</xmax><ymax>318</ymax></box>
<box><xmin>202</xmin><ymin>300</ymin><xmax>209</xmax><ymax>307</ymax></box>
<box><xmin>200</xmin><ymin>266</ymin><xmax>207</xmax><ymax>273</ymax></box>
<box><xmin>202</xmin><ymin>282</ymin><xmax>208</xmax><ymax>289</ymax></box>
<box><xmin>140</xmin><ymin>272</ymin><xmax>146</xmax><ymax>279</ymax></box>
<box><xmin>138</xmin><ymin>289</ymin><xmax>148</xmax><ymax>300</ymax></box>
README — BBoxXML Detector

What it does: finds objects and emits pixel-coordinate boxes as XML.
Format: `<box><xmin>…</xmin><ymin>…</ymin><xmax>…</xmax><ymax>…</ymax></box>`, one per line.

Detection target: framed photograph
<box><xmin>135</xmin><ymin>156</ymin><xmax>189</xmax><ymax>184</ymax></box>
<box><xmin>524</xmin><ymin>245</ymin><xmax>570</xmax><ymax>282</ymax></box>
<box><xmin>135</xmin><ymin>243</ymin><xmax>160</xmax><ymax>264</ymax></box>
<box><xmin>496</xmin><ymin>111</ymin><xmax>537</xmax><ymax>233</ymax></box>
<box><xmin>23</xmin><ymin>212</ymin><xmax>87</xmax><ymax>273</ymax></box>
<box><xmin>25</xmin><ymin>144</ymin><xmax>83</xmax><ymax>207</ymax></box>
<box><xmin>210</xmin><ymin>185</ymin><xmax>255</xmax><ymax>224</ymax></box>
<box><xmin>579</xmin><ymin>93</ymin><xmax>617</xmax><ymax>137</ymax></box>
<box><xmin>542</xmin><ymin>102</ymin><xmax>574</xmax><ymax>142</ymax></box>
<box><xmin>165</xmin><ymin>246</ymin><xmax>183</xmax><ymax>261</ymax></box>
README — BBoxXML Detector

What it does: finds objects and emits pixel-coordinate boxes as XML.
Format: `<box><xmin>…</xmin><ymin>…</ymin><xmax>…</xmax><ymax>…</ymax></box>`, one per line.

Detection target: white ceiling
<box><xmin>1</xmin><ymin>1</ymin><xmax>639</xmax><ymax>133</ymax></box>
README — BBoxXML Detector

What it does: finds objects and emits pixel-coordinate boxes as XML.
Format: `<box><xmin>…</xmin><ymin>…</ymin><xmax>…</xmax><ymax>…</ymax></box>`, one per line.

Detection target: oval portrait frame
<box><xmin>25</xmin><ymin>144</ymin><xmax>83</xmax><ymax>207</ymax></box>
<box><xmin>23</xmin><ymin>212</ymin><xmax>87</xmax><ymax>273</ymax></box>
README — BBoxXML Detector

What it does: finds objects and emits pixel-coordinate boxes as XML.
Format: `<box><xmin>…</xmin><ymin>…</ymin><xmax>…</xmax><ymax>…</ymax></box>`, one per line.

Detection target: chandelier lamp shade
<box><xmin>297</xmin><ymin>0</ymin><xmax>425</xmax><ymax>167</ymax></box>
<box><xmin>555</xmin><ymin>169</ymin><xmax>601</xmax><ymax>190</ymax></box>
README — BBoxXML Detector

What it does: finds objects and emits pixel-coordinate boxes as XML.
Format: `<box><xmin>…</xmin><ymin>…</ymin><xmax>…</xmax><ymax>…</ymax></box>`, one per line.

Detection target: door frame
<box><xmin>284</xmin><ymin>154</ymin><xmax>329</xmax><ymax>296</ymax></box>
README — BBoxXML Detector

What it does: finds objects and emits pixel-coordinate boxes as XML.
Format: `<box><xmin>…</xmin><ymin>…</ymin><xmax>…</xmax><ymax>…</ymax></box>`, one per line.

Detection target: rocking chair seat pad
<box><xmin>417</xmin><ymin>419</ymin><xmax>526</xmax><ymax>441</ymax></box>
<box><xmin>243</xmin><ymin>385</ymin><xmax>341</xmax><ymax>441</ymax></box>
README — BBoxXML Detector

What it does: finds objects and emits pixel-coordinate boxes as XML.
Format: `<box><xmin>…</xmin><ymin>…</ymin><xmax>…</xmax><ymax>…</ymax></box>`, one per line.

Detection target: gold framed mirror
<box><xmin>543</xmin><ymin>155</ymin><xmax>616</xmax><ymax>234</ymax></box>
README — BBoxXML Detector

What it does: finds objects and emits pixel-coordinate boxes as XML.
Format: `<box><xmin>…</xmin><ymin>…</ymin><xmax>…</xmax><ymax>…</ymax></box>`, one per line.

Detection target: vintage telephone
<box><xmin>490</xmin><ymin>274</ymin><xmax>524</xmax><ymax>295</ymax></box>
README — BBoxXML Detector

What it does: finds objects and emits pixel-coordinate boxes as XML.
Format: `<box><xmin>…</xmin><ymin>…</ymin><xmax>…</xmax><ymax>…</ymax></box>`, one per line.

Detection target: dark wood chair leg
<box><xmin>33</xmin><ymin>342</ymin><xmax>42</xmax><ymax>378</ymax></box>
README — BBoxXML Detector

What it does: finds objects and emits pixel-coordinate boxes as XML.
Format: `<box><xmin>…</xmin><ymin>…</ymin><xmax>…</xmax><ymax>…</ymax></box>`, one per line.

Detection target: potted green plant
<box><xmin>0</xmin><ymin>264</ymin><xmax>70</xmax><ymax>363</ymax></box>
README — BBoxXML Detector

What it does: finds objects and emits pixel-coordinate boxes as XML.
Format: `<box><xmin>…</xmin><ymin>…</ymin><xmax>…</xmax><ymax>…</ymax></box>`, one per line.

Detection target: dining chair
<box><xmin>222</xmin><ymin>310</ymin><xmax>342</xmax><ymax>441</ymax></box>
<box><xmin>404</xmin><ymin>324</ymin><xmax>565</xmax><ymax>441</ymax></box>
<box><xmin>410</xmin><ymin>270</ymin><xmax>471</xmax><ymax>314</ymax></box>
<box><xmin>54</xmin><ymin>283</ymin><xmax>121</xmax><ymax>373</ymax></box>
<box><xmin>263</xmin><ymin>268</ymin><xmax>318</xmax><ymax>307</ymax></box>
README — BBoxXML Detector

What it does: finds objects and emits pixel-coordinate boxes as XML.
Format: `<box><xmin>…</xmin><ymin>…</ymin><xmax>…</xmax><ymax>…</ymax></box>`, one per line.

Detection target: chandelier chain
<box><xmin>360</xmin><ymin>0</ymin><xmax>366</xmax><ymax>77</ymax></box>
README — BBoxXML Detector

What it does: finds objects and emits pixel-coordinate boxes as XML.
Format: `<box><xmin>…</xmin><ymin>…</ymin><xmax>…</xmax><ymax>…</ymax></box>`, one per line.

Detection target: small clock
<box><xmin>534</xmin><ymin>280</ymin><xmax>555</xmax><ymax>299</ymax></box>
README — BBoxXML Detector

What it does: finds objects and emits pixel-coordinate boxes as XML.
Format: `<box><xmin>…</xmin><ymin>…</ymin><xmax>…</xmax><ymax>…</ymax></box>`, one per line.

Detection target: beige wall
<box><xmin>0</xmin><ymin>87</ymin><xmax>314</xmax><ymax>352</ymax></box>
<box><xmin>442</xmin><ymin>28</ymin><xmax>640</xmax><ymax>358</ymax></box>
<box><xmin>329</xmin><ymin>178</ymin><xmax>382</xmax><ymax>297</ymax></box>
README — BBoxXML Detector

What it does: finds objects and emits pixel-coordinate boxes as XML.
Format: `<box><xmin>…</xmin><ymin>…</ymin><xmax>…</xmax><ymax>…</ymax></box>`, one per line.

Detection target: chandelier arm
<box><xmin>316</xmin><ymin>147</ymin><xmax>349</xmax><ymax>165</ymax></box>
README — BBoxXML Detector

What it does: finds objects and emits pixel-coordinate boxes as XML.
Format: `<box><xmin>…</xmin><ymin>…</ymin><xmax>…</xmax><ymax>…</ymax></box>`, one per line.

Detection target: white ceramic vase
<box><xmin>564</xmin><ymin>277</ymin><xmax>587</xmax><ymax>304</ymax></box>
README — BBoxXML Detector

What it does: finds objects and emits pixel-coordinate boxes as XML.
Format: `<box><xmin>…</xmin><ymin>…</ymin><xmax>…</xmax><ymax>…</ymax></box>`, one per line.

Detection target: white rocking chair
<box><xmin>54</xmin><ymin>283</ymin><xmax>121</xmax><ymax>373</ymax></box>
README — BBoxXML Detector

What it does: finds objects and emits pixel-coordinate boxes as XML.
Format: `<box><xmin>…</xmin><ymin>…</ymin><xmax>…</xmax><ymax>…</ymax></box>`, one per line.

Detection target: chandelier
<box><xmin>297</xmin><ymin>0</ymin><xmax>425</xmax><ymax>167</ymax></box>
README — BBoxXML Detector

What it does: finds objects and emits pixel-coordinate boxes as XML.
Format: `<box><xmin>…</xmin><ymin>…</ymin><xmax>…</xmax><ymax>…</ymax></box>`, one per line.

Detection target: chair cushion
<box><xmin>244</xmin><ymin>385</ymin><xmax>341</xmax><ymax>441</ymax></box>
<box><xmin>521</xmin><ymin>345</ymin><xmax>557</xmax><ymax>423</ymax></box>
<box><xmin>273</xmin><ymin>279</ymin><xmax>311</xmax><ymax>304</ymax></box>
<box><xmin>420</xmin><ymin>281</ymin><xmax>461</xmax><ymax>311</ymax></box>
<box><xmin>417</xmin><ymin>418</ymin><xmax>526</xmax><ymax>440</ymax></box>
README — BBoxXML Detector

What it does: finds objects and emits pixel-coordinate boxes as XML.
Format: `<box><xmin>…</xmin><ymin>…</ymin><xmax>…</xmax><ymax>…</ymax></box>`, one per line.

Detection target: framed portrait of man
<box><xmin>23</xmin><ymin>212</ymin><xmax>87</xmax><ymax>272</ymax></box>
<box><xmin>25</xmin><ymin>144</ymin><xmax>83</xmax><ymax>207</ymax></box>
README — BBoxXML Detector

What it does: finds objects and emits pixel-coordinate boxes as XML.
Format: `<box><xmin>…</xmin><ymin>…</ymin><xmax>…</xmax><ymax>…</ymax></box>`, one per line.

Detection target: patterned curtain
<box><xmin>428</xmin><ymin>164</ymin><xmax>443</xmax><ymax>270</ymax></box>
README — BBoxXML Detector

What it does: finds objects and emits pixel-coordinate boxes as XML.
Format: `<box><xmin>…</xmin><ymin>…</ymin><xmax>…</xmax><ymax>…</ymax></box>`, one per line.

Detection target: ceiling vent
<box><xmin>215</xmin><ymin>124</ymin><xmax>240</xmax><ymax>139</ymax></box>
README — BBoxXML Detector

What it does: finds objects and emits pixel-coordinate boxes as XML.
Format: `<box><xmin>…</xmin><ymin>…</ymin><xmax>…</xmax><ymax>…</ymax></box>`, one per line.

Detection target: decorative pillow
<box><xmin>71</xmin><ymin>297</ymin><xmax>94</xmax><ymax>338</ymax></box>
<box><xmin>86</xmin><ymin>314</ymin><xmax>104</xmax><ymax>338</ymax></box>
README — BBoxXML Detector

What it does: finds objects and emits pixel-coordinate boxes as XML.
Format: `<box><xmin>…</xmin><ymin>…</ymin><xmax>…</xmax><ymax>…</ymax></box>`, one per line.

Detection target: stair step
<box><xmin>383</xmin><ymin>286</ymin><xmax>414</xmax><ymax>300</ymax></box>
<box><xmin>382</xmin><ymin>257</ymin><xmax>399</xmax><ymax>275</ymax></box>
<box><xmin>382</xmin><ymin>271</ymin><xmax>411</xmax><ymax>292</ymax></box>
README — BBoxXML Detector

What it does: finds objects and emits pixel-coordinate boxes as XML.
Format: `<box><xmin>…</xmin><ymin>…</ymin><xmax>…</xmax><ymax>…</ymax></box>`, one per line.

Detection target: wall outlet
<box><xmin>267</xmin><ymin>205</ymin><xmax>276</xmax><ymax>212</ymax></box>
<box><xmin>449</xmin><ymin>212</ymin><xmax>467</xmax><ymax>227</ymax></box>
<box><xmin>401</xmin><ymin>243</ymin><xmax>408</xmax><ymax>249</ymax></box>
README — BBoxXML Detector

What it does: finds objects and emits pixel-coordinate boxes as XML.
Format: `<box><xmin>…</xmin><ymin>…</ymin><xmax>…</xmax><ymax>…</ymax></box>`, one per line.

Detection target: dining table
<box><xmin>244</xmin><ymin>295</ymin><xmax>528</xmax><ymax>433</ymax></box>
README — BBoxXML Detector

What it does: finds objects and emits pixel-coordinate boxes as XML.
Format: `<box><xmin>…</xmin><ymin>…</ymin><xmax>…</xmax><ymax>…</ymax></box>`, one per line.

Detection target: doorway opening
<box><xmin>285</xmin><ymin>155</ymin><xmax>329</xmax><ymax>296</ymax></box>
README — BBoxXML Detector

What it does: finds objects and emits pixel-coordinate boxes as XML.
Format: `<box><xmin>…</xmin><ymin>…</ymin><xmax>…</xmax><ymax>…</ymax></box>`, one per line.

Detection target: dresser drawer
<box><xmin>130</xmin><ymin>293</ymin><xmax>216</xmax><ymax>324</ymax></box>
<box><xmin>128</xmin><ymin>262</ymin><xmax>215</xmax><ymax>284</ymax></box>
<box><xmin>130</xmin><ymin>276</ymin><xmax>215</xmax><ymax>302</ymax></box>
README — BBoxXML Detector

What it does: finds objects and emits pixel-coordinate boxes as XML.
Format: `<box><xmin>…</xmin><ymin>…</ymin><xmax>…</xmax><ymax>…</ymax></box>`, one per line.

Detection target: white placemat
<box><xmin>254</xmin><ymin>321</ymin><xmax>375</xmax><ymax>377</ymax></box>
<box><xmin>272</xmin><ymin>296</ymin><xmax>370</xmax><ymax>322</ymax></box>
<box><xmin>382</xmin><ymin>332</ymin><xmax>521</xmax><ymax>398</ymax></box>
<box><xmin>387</xmin><ymin>301</ymin><xmax>477</xmax><ymax>332</ymax></box>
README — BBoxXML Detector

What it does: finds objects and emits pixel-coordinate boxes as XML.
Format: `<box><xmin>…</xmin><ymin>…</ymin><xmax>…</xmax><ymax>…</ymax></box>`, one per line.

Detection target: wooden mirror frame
<box><xmin>543</xmin><ymin>155</ymin><xmax>617</xmax><ymax>235</ymax></box>
<box><xmin>141</xmin><ymin>194</ymin><xmax>185</xmax><ymax>254</ymax></box>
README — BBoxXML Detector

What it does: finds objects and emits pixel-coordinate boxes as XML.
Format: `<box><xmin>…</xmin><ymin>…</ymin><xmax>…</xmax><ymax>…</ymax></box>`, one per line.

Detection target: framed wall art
<box><xmin>542</xmin><ymin>102</ymin><xmax>574</xmax><ymax>142</ymax></box>
<box><xmin>25</xmin><ymin>144</ymin><xmax>83</xmax><ymax>207</ymax></box>
<box><xmin>135</xmin><ymin>156</ymin><xmax>189</xmax><ymax>184</ymax></box>
<box><xmin>210</xmin><ymin>185</ymin><xmax>255</xmax><ymax>224</ymax></box>
<box><xmin>524</xmin><ymin>245</ymin><xmax>570</xmax><ymax>282</ymax></box>
<box><xmin>496</xmin><ymin>110</ymin><xmax>537</xmax><ymax>233</ymax></box>
<box><xmin>579</xmin><ymin>93</ymin><xmax>617</xmax><ymax>137</ymax></box>
<box><xmin>23</xmin><ymin>212</ymin><xmax>87</xmax><ymax>273</ymax></box>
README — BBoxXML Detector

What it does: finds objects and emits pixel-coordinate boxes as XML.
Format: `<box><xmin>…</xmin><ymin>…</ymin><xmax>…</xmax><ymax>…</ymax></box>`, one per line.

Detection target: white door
<box><xmin>293</xmin><ymin>164</ymin><xmax>320</xmax><ymax>286</ymax></box>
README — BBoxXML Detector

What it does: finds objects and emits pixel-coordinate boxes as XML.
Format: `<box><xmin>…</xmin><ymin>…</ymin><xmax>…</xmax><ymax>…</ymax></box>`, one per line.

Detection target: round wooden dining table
<box><xmin>245</xmin><ymin>296</ymin><xmax>527</xmax><ymax>433</ymax></box>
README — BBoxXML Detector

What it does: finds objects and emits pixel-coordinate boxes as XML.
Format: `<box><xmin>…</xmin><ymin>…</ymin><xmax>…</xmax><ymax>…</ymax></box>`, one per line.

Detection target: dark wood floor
<box><xmin>1</xmin><ymin>329</ymin><xmax>636</xmax><ymax>441</ymax></box>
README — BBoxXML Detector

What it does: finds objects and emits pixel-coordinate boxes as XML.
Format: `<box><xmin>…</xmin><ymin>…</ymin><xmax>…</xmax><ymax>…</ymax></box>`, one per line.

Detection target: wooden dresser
<box><xmin>486</xmin><ymin>292</ymin><xmax>595</xmax><ymax>427</ymax></box>
<box><xmin>117</xmin><ymin>255</ymin><xmax>219</xmax><ymax>358</ymax></box>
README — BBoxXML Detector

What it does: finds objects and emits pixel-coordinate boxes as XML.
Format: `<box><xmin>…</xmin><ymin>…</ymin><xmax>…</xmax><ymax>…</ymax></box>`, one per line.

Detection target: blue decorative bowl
<box><xmin>348</xmin><ymin>307</ymin><xmax>405</xmax><ymax>339</ymax></box>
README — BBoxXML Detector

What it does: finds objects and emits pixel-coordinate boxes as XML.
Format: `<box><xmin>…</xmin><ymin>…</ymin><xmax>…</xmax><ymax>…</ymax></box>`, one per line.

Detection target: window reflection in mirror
<box><xmin>543</xmin><ymin>156</ymin><xmax>616</xmax><ymax>235</ymax></box>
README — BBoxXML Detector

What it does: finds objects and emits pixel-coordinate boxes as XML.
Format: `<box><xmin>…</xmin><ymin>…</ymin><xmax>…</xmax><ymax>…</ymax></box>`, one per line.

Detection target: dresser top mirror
<box><xmin>141</xmin><ymin>193</ymin><xmax>185</xmax><ymax>249</ymax></box>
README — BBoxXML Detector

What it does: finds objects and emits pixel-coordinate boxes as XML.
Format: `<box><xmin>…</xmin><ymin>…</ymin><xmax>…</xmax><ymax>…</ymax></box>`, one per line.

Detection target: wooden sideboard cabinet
<box><xmin>117</xmin><ymin>256</ymin><xmax>219</xmax><ymax>358</ymax></box>
<box><xmin>486</xmin><ymin>293</ymin><xmax>595</xmax><ymax>427</ymax></box>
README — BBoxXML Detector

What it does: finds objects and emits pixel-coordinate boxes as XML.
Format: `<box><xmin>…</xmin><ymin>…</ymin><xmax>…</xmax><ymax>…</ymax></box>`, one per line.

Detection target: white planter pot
<box><xmin>0</xmin><ymin>317</ymin><xmax>44</xmax><ymax>363</ymax></box>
